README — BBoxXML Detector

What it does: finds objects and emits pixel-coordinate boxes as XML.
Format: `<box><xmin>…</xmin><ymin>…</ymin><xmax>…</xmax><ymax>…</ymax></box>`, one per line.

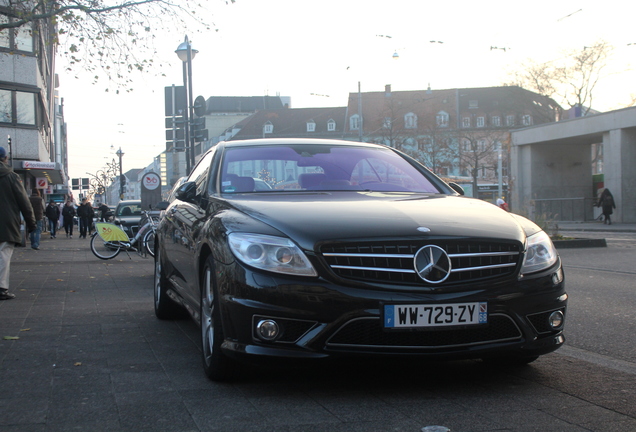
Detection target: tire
<box><xmin>200</xmin><ymin>256</ymin><xmax>234</xmax><ymax>381</ymax></box>
<box><xmin>90</xmin><ymin>232</ymin><xmax>121</xmax><ymax>260</ymax></box>
<box><xmin>144</xmin><ymin>229</ymin><xmax>156</xmax><ymax>257</ymax></box>
<box><xmin>154</xmin><ymin>248</ymin><xmax>184</xmax><ymax>320</ymax></box>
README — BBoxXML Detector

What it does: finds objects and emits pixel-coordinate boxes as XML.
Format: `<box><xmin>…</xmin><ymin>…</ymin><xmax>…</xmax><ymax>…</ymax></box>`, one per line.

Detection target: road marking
<box><xmin>557</xmin><ymin>345</ymin><xmax>636</xmax><ymax>376</ymax></box>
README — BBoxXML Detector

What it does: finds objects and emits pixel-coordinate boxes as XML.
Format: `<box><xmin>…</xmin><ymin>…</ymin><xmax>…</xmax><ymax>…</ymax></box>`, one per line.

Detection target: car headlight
<box><xmin>228</xmin><ymin>233</ymin><xmax>317</xmax><ymax>277</ymax></box>
<box><xmin>520</xmin><ymin>231</ymin><xmax>558</xmax><ymax>275</ymax></box>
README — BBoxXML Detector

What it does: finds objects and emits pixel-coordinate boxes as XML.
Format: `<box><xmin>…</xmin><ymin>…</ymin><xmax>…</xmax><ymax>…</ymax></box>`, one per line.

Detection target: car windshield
<box><xmin>116</xmin><ymin>203</ymin><xmax>142</xmax><ymax>216</ymax></box>
<box><xmin>220</xmin><ymin>144</ymin><xmax>440</xmax><ymax>193</ymax></box>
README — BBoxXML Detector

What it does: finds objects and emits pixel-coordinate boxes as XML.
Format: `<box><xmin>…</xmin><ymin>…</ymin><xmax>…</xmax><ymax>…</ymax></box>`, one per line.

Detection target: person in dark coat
<box><xmin>28</xmin><ymin>189</ymin><xmax>45</xmax><ymax>250</ymax></box>
<box><xmin>98</xmin><ymin>203</ymin><xmax>111</xmax><ymax>222</ymax></box>
<box><xmin>77</xmin><ymin>198</ymin><xmax>95</xmax><ymax>238</ymax></box>
<box><xmin>62</xmin><ymin>200</ymin><xmax>76</xmax><ymax>238</ymax></box>
<box><xmin>0</xmin><ymin>146</ymin><xmax>36</xmax><ymax>300</ymax></box>
<box><xmin>45</xmin><ymin>200</ymin><xmax>61</xmax><ymax>239</ymax></box>
<box><xmin>598</xmin><ymin>188</ymin><xmax>616</xmax><ymax>225</ymax></box>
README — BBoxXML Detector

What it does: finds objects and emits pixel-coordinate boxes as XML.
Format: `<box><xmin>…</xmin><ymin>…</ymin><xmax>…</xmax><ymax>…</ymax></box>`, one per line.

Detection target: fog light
<box><xmin>256</xmin><ymin>319</ymin><xmax>280</xmax><ymax>341</ymax></box>
<box><xmin>549</xmin><ymin>310</ymin><xmax>564</xmax><ymax>329</ymax></box>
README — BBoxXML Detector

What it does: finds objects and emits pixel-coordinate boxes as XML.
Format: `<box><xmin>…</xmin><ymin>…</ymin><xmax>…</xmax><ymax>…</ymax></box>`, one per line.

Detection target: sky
<box><xmin>58</xmin><ymin>0</ymin><xmax>636</xmax><ymax>182</ymax></box>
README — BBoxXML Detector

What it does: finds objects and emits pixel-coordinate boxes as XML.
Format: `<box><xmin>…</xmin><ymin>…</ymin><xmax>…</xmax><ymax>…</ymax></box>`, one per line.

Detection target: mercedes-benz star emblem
<box><xmin>414</xmin><ymin>245</ymin><xmax>452</xmax><ymax>283</ymax></box>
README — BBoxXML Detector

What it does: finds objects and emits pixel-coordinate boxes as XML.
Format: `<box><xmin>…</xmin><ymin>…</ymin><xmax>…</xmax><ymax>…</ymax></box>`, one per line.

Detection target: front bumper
<box><xmin>215</xmin><ymin>259</ymin><xmax>567</xmax><ymax>362</ymax></box>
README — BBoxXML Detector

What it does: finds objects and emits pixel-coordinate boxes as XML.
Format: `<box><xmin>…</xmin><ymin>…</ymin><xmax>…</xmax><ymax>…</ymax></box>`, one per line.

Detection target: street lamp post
<box><xmin>175</xmin><ymin>36</ymin><xmax>198</xmax><ymax>174</ymax></box>
<box><xmin>116</xmin><ymin>147</ymin><xmax>124</xmax><ymax>200</ymax></box>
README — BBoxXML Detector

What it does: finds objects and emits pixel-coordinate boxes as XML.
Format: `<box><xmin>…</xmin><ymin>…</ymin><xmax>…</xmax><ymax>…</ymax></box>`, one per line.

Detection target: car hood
<box><xmin>224</xmin><ymin>192</ymin><xmax>528</xmax><ymax>250</ymax></box>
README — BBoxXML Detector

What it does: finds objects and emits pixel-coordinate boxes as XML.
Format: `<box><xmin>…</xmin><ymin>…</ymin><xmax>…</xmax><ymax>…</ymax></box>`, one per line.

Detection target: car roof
<box><xmin>218</xmin><ymin>138</ymin><xmax>385</xmax><ymax>150</ymax></box>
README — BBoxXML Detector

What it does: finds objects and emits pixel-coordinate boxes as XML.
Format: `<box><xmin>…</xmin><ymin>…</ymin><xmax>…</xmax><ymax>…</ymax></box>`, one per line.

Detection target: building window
<box><xmin>492</xmin><ymin>116</ymin><xmax>501</xmax><ymax>127</ymax></box>
<box><xmin>306</xmin><ymin>120</ymin><xmax>316</xmax><ymax>132</ymax></box>
<box><xmin>404</xmin><ymin>112</ymin><xmax>417</xmax><ymax>129</ymax></box>
<box><xmin>0</xmin><ymin>88</ymin><xmax>37</xmax><ymax>125</ymax></box>
<box><xmin>263</xmin><ymin>121</ymin><xmax>273</xmax><ymax>134</ymax></box>
<box><xmin>506</xmin><ymin>115</ymin><xmax>515</xmax><ymax>127</ymax></box>
<box><xmin>477</xmin><ymin>139</ymin><xmax>486</xmax><ymax>152</ymax></box>
<box><xmin>0</xmin><ymin>17</ymin><xmax>34</xmax><ymax>53</ymax></box>
<box><xmin>350</xmin><ymin>114</ymin><xmax>361</xmax><ymax>130</ymax></box>
<box><xmin>383</xmin><ymin>117</ymin><xmax>392</xmax><ymax>129</ymax></box>
<box><xmin>327</xmin><ymin>119</ymin><xmax>336</xmax><ymax>131</ymax></box>
<box><xmin>476</xmin><ymin>117</ymin><xmax>485</xmax><ymax>128</ymax></box>
<box><xmin>462</xmin><ymin>117</ymin><xmax>471</xmax><ymax>128</ymax></box>
<box><xmin>436</xmin><ymin>111</ymin><xmax>449</xmax><ymax>127</ymax></box>
<box><xmin>522</xmin><ymin>115</ymin><xmax>533</xmax><ymax>126</ymax></box>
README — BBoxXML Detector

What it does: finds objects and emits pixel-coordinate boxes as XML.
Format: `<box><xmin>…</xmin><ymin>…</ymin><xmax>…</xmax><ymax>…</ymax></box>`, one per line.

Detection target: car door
<box><xmin>163</xmin><ymin>149</ymin><xmax>217</xmax><ymax>307</ymax></box>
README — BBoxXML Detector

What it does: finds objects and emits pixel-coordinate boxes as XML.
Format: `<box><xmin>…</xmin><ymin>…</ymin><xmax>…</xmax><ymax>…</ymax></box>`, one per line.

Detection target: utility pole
<box><xmin>116</xmin><ymin>147</ymin><xmax>125</xmax><ymax>200</ymax></box>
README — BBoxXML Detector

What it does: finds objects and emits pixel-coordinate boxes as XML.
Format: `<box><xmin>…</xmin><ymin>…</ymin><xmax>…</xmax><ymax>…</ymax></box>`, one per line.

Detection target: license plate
<box><xmin>384</xmin><ymin>302</ymin><xmax>487</xmax><ymax>328</ymax></box>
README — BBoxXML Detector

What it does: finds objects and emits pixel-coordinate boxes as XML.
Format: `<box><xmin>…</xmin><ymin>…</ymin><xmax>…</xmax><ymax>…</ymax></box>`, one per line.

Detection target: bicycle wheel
<box><xmin>90</xmin><ymin>233</ymin><xmax>122</xmax><ymax>260</ymax></box>
<box><xmin>143</xmin><ymin>229</ymin><xmax>156</xmax><ymax>257</ymax></box>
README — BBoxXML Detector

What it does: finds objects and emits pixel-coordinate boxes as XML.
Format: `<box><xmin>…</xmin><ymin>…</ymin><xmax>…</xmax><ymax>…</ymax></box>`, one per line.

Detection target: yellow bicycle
<box><xmin>90</xmin><ymin>211</ymin><xmax>157</xmax><ymax>260</ymax></box>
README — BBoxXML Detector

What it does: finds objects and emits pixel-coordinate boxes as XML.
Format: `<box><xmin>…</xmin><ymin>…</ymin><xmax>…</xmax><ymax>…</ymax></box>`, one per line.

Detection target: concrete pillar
<box><xmin>604</xmin><ymin>129</ymin><xmax>636</xmax><ymax>222</ymax></box>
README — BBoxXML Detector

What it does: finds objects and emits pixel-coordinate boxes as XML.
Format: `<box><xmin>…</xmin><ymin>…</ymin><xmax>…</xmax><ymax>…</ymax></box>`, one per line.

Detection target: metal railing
<box><xmin>531</xmin><ymin>197</ymin><xmax>598</xmax><ymax>222</ymax></box>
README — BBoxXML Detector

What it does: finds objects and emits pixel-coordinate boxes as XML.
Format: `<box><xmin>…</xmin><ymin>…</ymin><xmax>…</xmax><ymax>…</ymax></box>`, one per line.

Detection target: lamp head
<box><xmin>175</xmin><ymin>36</ymin><xmax>198</xmax><ymax>62</ymax></box>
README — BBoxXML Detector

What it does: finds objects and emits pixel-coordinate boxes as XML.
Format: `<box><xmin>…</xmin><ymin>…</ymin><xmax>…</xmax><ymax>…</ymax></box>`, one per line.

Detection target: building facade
<box><xmin>342</xmin><ymin>85</ymin><xmax>562</xmax><ymax>196</ymax></box>
<box><xmin>1</xmin><ymin>5</ymin><xmax>68</xmax><ymax>200</ymax></box>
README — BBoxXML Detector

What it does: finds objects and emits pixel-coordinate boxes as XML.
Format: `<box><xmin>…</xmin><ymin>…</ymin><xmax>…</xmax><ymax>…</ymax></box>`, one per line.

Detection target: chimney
<box><xmin>385</xmin><ymin>84</ymin><xmax>391</xmax><ymax>97</ymax></box>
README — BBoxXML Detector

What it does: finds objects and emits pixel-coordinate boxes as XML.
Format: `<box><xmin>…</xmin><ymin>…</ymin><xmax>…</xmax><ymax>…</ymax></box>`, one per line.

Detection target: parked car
<box><xmin>154</xmin><ymin>138</ymin><xmax>567</xmax><ymax>381</ymax></box>
<box><xmin>113</xmin><ymin>200</ymin><xmax>142</xmax><ymax>237</ymax></box>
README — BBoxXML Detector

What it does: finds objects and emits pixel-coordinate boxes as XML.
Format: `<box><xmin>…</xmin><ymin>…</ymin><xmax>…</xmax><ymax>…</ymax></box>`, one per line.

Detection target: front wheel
<box><xmin>143</xmin><ymin>229</ymin><xmax>156</xmax><ymax>257</ymax></box>
<box><xmin>90</xmin><ymin>233</ymin><xmax>121</xmax><ymax>260</ymax></box>
<box><xmin>200</xmin><ymin>256</ymin><xmax>234</xmax><ymax>381</ymax></box>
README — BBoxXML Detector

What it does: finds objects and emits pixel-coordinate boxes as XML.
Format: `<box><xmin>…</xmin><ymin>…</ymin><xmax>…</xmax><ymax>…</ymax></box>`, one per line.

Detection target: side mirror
<box><xmin>448</xmin><ymin>182</ymin><xmax>465</xmax><ymax>196</ymax></box>
<box><xmin>175</xmin><ymin>181</ymin><xmax>198</xmax><ymax>203</ymax></box>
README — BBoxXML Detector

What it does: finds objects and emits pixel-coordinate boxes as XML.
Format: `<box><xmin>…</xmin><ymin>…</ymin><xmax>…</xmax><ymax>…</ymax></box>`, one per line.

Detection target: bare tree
<box><xmin>506</xmin><ymin>40</ymin><xmax>612</xmax><ymax>115</ymax></box>
<box><xmin>406</xmin><ymin>126</ymin><xmax>453</xmax><ymax>175</ymax></box>
<box><xmin>1</xmin><ymin>0</ymin><xmax>233</xmax><ymax>89</ymax></box>
<box><xmin>450</xmin><ymin>128</ymin><xmax>508</xmax><ymax>194</ymax></box>
<box><xmin>86</xmin><ymin>158</ymin><xmax>120</xmax><ymax>202</ymax></box>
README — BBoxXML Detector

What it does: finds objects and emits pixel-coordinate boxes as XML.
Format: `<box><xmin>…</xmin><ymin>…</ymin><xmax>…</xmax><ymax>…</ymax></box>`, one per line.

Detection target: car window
<box><xmin>220</xmin><ymin>144</ymin><xmax>440</xmax><ymax>193</ymax></box>
<box><xmin>188</xmin><ymin>148</ymin><xmax>215</xmax><ymax>192</ymax></box>
<box><xmin>117</xmin><ymin>204</ymin><xmax>142</xmax><ymax>216</ymax></box>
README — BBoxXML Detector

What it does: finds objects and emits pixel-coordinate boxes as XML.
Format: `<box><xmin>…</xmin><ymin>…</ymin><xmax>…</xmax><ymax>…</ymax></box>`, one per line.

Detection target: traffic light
<box><xmin>120</xmin><ymin>174</ymin><xmax>127</xmax><ymax>186</ymax></box>
<box><xmin>191</xmin><ymin>117</ymin><xmax>208</xmax><ymax>142</ymax></box>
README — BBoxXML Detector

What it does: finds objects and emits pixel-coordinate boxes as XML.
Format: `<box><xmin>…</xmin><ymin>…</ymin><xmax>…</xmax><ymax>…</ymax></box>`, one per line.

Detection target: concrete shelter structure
<box><xmin>511</xmin><ymin>106</ymin><xmax>636</xmax><ymax>223</ymax></box>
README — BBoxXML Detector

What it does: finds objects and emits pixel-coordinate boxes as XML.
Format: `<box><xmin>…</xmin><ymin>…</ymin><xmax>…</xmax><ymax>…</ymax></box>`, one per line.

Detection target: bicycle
<box><xmin>90</xmin><ymin>210</ymin><xmax>157</xmax><ymax>260</ymax></box>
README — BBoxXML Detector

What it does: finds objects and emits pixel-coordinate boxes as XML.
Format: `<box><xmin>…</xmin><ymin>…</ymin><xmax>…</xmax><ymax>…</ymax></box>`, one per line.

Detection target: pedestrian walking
<box><xmin>496</xmin><ymin>196</ymin><xmax>509</xmax><ymax>211</ymax></box>
<box><xmin>45</xmin><ymin>200</ymin><xmax>61</xmax><ymax>238</ymax></box>
<box><xmin>0</xmin><ymin>146</ymin><xmax>37</xmax><ymax>300</ymax></box>
<box><xmin>98</xmin><ymin>202</ymin><xmax>111</xmax><ymax>222</ymax></box>
<box><xmin>28</xmin><ymin>189</ymin><xmax>45</xmax><ymax>250</ymax></box>
<box><xmin>62</xmin><ymin>200</ymin><xmax>76</xmax><ymax>238</ymax></box>
<box><xmin>597</xmin><ymin>188</ymin><xmax>616</xmax><ymax>225</ymax></box>
<box><xmin>57</xmin><ymin>202</ymin><xmax>64</xmax><ymax>232</ymax></box>
<box><xmin>77</xmin><ymin>198</ymin><xmax>94</xmax><ymax>239</ymax></box>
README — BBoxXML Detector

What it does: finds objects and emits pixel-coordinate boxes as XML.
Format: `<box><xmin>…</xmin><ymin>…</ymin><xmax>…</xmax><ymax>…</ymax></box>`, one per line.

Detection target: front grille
<box><xmin>321</xmin><ymin>240</ymin><xmax>521</xmax><ymax>286</ymax></box>
<box><xmin>326</xmin><ymin>314</ymin><xmax>522</xmax><ymax>350</ymax></box>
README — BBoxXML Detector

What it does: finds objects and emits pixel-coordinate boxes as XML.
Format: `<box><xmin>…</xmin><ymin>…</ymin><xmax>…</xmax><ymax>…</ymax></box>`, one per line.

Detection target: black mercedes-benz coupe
<box><xmin>153</xmin><ymin>138</ymin><xmax>566</xmax><ymax>381</ymax></box>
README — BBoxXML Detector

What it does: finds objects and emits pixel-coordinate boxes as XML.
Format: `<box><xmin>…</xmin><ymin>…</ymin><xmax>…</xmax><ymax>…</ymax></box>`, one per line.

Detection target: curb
<box><xmin>553</xmin><ymin>238</ymin><xmax>607</xmax><ymax>248</ymax></box>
